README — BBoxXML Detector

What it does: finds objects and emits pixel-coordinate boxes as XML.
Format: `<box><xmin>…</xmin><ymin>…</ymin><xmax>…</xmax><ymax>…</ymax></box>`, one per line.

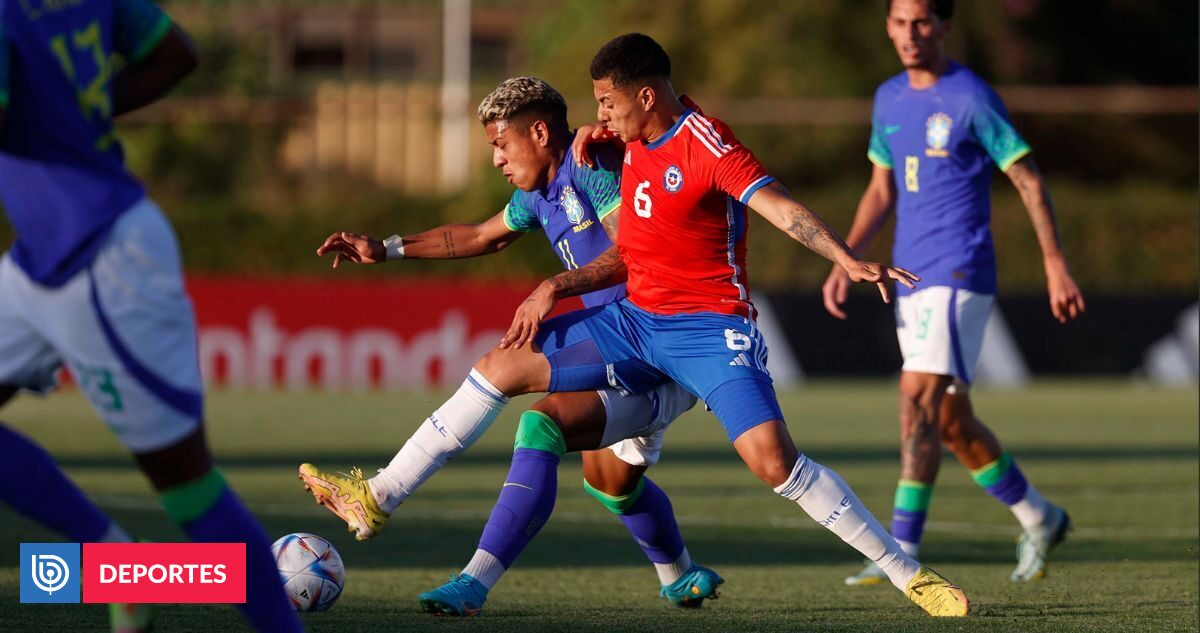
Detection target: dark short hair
<box><xmin>589</xmin><ymin>33</ymin><xmax>671</xmax><ymax>88</ymax></box>
<box><xmin>887</xmin><ymin>0</ymin><xmax>954</xmax><ymax>20</ymax></box>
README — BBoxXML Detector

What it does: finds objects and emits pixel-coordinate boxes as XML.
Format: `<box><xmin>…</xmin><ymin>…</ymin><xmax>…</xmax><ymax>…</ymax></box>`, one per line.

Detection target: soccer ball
<box><xmin>271</xmin><ymin>532</ymin><xmax>345</xmax><ymax>612</ymax></box>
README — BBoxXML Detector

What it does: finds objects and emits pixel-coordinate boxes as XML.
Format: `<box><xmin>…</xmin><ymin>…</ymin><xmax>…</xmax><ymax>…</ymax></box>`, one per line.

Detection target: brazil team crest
<box><xmin>925</xmin><ymin>113</ymin><xmax>952</xmax><ymax>157</ymax></box>
<box><xmin>663</xmin><ymin>165</ymin><xmax>683</xmax><ymax>193</ymax></box>
<box><xmin>562</xmin><ymin>186</ymin><xmax>585</xmax><ymax>225</ymax></box>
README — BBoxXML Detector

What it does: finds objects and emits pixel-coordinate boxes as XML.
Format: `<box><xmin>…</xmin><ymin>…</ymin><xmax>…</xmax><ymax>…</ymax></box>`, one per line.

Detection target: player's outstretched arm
<box><xmin>748</xmin><ymin>181</ymin><xmax>917</xmax><ymax>305</ymax></box>
<box><xmin>112</xmin><ymin>25</ymin><xmax>198</xmax><ymax>116</ymax></box>
<box><xmin>315</xmin><ymin>211</ymin><xmax>524</xmax><ymax>268</ymax></box>
<box><xmin>822</xmin><ymin>164</ymin><xmax>898</xmax><ymax>319</ymax></box>
<box><xmin>500</xmin><ymin>244</ymin><xmax>627</xmax><ymax>349</ymax></box>
<box><xmin>1005</xmin><ymin>155</ymin><xmax>1085</xmax><ymax>323</ymax></box>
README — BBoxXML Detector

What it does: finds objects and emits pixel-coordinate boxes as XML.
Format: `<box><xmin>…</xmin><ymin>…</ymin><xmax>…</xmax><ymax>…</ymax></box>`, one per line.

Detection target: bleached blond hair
<box><xmin>477</xmin><ymin>76</ymin><xmax>568</xmax><ymax>133</ymax></box>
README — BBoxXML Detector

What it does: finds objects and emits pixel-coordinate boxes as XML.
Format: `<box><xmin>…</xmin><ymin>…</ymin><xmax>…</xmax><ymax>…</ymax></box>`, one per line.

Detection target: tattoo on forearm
<box><xmin>601</xmin><ymin>210</ymin><xmax>620</xmax><ymax>243</ymax></box>
<box><xmin>548</xmin><ymin>247</ymin><xmax>626</xmax><ymax>298</ymax></box>
<box><xmin>442</xmin><ymin>231</ymin><xmax>457</xmax><ymax>258</ymax></box>
<box><xmin>784</xmin><ymin>206</ymin><xmax>850</xmax><ymax>262</ymax></box>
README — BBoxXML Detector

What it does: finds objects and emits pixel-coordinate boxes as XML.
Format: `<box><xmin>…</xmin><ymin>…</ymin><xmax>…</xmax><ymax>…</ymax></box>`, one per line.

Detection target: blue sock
<box><xmin>164</xmin><ymin>473</ymin><xmax>302</xmax><ymax>633</ymax></box>
<box><xmin>0</xmin><ymin>423</ymin><xmax>112</xmax><ymax>542</ymax></box>
<box><xmin>477</xmin><ymin>448</ymin><xmax>560</xmax><ymax>567</ymax></box>
<box><xmin>617</xmin><ymin>477</ymin><xmax>686</xmax><ymax>564</ymax></box>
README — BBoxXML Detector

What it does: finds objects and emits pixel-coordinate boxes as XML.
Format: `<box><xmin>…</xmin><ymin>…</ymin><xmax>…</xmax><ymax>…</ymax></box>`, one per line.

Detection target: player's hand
<box><xmin>821</xmin><ymin>265</ymin><xmax>852</xmax><ymax>320</ymax></box>
<box><xmin>315</xmin><ymin>232</ymin><xmax>386</xmax><ymax>268</ymax></box>
<box><xmin>1044</xmin><ymin>257</ymin><xmax>1085</xmax><ymax>323</ymax></box>
<box><xmin>571</xmin><ymin>123</ymin><xmax>618</xmax><ymax>167</ymax></box>
<box><xmin>843</xmin><ymin>260</ymin><xmax>919</xmax><ymax>305</ymax></box>
<box><xmin>501</xmin><ymin>281</ymin><xmax>556</xmax><ymax>350</ymax></box>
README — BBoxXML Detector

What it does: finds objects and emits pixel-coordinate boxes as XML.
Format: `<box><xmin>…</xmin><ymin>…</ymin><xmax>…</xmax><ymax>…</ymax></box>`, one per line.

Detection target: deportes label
<box><xmin>82</xmin><ymin>543</ymin><xmax>246</xmax><ymax>604</ymax></box>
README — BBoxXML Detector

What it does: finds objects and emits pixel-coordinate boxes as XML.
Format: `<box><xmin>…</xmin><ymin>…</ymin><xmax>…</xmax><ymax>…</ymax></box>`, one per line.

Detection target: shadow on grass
<box><xmin>48</xmin><ymin>444</ymin><xmax>1200</xmax><ymax>472</ymax></box>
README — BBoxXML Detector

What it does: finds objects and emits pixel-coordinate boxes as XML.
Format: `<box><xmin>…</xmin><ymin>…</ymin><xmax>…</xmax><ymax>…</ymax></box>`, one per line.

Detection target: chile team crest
<box><xmin>925</xmin><ymin>113</ymin><xmax>952</xmax><ymax>157</ymax></box>
<box><xmin>562</xmin><ymin>186</ymin><xmax>585</xmax><ymax>225</ymax></box>
<box><xmin>663</xmin><ymin>165</ymin><xmax>684</xmax><ymax>193</ymax></box>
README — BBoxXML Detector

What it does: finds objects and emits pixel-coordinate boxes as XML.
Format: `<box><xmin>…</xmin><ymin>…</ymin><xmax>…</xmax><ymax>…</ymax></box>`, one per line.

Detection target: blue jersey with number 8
<box><xmin>868</xmin><ymin>62</ymin><xmax>1031</xmax><ymax>296</ymax></box>
<box><xmin>0</xmin><ymin>0</ymin><xmax>171</xmax><ymax>287</ymax></box>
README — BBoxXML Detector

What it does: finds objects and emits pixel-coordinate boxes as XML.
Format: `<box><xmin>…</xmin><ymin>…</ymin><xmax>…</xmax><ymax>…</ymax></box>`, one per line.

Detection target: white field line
<box><xmin>90</xmin><ymin>494</ymin><xmax>1198</xmax><ymax>540</ymax></box>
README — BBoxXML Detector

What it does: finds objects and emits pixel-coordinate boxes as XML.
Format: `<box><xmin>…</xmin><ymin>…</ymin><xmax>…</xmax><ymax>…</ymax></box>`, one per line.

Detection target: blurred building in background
<box><xmin>3</xmin><ymin>0</ymin><xmax>1196</xmax><ymax>389</ymax></box>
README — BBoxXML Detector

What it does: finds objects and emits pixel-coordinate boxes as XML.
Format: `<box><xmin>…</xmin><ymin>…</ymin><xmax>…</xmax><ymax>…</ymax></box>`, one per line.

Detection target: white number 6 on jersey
<box><xmin>634</xmin><ymin>181</ymin><xmax>652</xmax><ymax>218</ymax></box>
<box><xmin>724</xmin><ymin>329</ymin><xmax>752</xmax><ymax>351</ymax></box>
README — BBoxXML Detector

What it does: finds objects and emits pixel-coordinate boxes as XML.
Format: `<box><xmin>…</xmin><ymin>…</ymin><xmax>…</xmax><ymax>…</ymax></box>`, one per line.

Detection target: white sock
<box><xmin>1010</xmin><ymin>484</ymin><xmax>1050</xmax><ymax>530</ymax></box>
<box><xmin>369</xmin><ymin>369</ymin><xmax>509</xmax><ymax>512</ymax></box>
<box><xmin>462</xmin><ymin>549</ymin><xmax>506</xmax><ymax>590</ymax></box>
<box><xmin>774</xmin><ymin>454</ymin><xmax>920</xmax><ymax>591</ymax></box>
<box><xmin>897</xmin><ymin>539</ymin><xmax>919</xmax><ymax>558</ymax></box>
<box><xmin>99</xmin><ymin>522</ymin><xmax>132</xmax><ymax>543</ymax></box>
<box><xmin>654</xmin><ymin>548</ymin><xmax>693</xmax><ymax>586</ymax></box>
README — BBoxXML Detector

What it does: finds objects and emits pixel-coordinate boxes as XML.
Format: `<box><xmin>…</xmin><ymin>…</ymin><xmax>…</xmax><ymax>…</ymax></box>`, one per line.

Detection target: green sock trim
<box><xmin>893</xmin><ymin>479</ymin><xmax>933</xmax><ymax>512</ymax></box>
<box><xmin>514</xmin><ymin>410</ymin><xmax>566</xmax><ymax>457</ymax></box>
<box><xmin>582</xmin><ymin>476</ymin><xmax>645</xmax><ymax>515</ymax></box>
<box><xmin>160</xmin><ymin>469</ymin><xmax>227</xmax><ymax>524</ymax></box>
<box><xmin>970</xmin><ymin>452</ymin><xmax>1013</xmax><ymax>488</ymax></box>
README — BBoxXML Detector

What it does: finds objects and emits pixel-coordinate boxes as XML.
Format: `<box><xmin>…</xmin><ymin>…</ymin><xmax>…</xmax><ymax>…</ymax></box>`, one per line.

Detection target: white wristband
<box><xmin>382</xmin><ymin>234</ymin><xmax>405</xmax><ymax>260</ymax></box>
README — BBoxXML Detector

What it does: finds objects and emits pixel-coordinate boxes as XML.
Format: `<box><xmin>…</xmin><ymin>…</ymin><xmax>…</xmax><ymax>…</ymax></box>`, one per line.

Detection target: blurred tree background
<box><xmin>2</xmin><ymin>0</ymin><xmax>1194</xmax><ymax>294</ymax></box>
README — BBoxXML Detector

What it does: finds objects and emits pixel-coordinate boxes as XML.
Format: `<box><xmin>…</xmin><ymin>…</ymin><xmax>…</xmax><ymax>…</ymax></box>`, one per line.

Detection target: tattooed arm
<box><xmin>1005</xmin><ymin>155</ymin><xmax>1085</xmax><ymax>323</ymax></box>
<box><xmin>500</xmin><ymin>243</ymin><xmax>627</xmax><ymax>349</ymax></box>
<box><xmin>746</xmin><ymin>180</ymin><xmax>917</xmax><ymax>304</ymax></box>
<box><xmin>315</xmin><ymin>211</ymin><xmax>524</xmax><ymax>267</ymax></box>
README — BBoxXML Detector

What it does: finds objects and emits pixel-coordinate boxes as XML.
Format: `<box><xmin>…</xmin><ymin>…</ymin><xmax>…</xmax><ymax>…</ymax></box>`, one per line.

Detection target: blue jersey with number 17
<box><xmin>0</xmin><ymin>0</ymin><xmax>172</xmax><ymax>287</ymax></box>
<box><xmin>868</xmin><ymin>62</ymin><xmax>1031</xmax><ymax>296</ymax></box>
<box><xmin>503</xmin><ymin>143</ymin><xmax>626</xmax><ymax>309</ymax></box>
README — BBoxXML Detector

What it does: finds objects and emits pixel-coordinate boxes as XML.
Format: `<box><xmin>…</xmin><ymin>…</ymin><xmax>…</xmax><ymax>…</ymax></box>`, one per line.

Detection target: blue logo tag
<box><xmin>20</xmin><ymin>543</ymin><xmax>81</xmax><ymax>603</ymax></box>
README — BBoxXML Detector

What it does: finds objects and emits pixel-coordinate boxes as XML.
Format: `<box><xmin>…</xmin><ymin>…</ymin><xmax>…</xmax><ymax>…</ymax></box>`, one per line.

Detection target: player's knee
<box><xmin>475</xmin><ymin>347</ymin><xmax>544</xmax><ymax>398</ymax></box>
<box><xmin>754</xmin><ymin>457</ymin><xmax>796</xmax><ymax>488</ymax></box>
<box><xmin>583</xmin><ymin>475</ymin><xmax>645</xmax><ymax>515</ymax></box>
<box><xmin>514</xmin><ymin>410</ymin><xmax>566</xmax><ymax>457</ymax></box>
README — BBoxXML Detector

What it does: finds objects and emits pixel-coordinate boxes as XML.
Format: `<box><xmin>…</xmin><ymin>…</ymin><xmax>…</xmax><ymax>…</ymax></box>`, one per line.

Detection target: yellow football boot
<box><xmin>904</xmin><ymin>567</ymin><xmax>969</xmax><ymax>617</ymax></box>
<box><xmin>298</xmin><ymin>464</ymin><xmax>389</xmax><ymax>541</ymax></box>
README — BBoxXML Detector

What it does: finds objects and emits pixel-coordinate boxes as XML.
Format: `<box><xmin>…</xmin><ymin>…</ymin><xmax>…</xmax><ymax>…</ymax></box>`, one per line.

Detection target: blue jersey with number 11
<box><xmin>0</xmin><ymin>0</ymin><xmax>171</xmax><ymax>287</ymax></box>
<box><xmin>503</xmin><ymin>143</ymin><xmax>626</xmax><ymax>309</ymax></box>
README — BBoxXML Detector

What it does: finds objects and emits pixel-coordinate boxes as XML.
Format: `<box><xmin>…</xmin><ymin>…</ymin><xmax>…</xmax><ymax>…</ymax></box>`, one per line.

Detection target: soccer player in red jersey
<box><xmin>412</xmin><ymin>34</ymin><xmax>970</xmax><ymax>617</ymax></box>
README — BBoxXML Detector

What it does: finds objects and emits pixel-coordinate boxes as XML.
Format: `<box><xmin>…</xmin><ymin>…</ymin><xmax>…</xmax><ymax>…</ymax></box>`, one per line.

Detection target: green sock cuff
<box><xmin>160</xmin><ymin>469</ymin><xmax>227</xmax><ymax>524</ymax></box>
<box><xmin>970</xmin><ymin>452</ymin><xmax>1013</xmax><ymax>488</ymax></box>
<box><xmin>582</xmin><ymin>476</ymin><xmax>645</xmax><ymax>515</ymax></box>
<box><xmin>893</xmin><ymin>479</ymin><xmax>933</xmax><ymax>512</ymax></box>
<box><xmin>514</xmin><ymin>410</ymin><xmax>566</xmax><ymax>457</ymax></box>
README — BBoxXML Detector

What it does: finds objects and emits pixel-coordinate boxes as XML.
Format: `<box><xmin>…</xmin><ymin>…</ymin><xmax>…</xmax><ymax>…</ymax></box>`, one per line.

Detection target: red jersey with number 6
<box><xmin>617</xmin><ymin>100</ymin><xmax>775</xmax><ymax>318</ymax></box>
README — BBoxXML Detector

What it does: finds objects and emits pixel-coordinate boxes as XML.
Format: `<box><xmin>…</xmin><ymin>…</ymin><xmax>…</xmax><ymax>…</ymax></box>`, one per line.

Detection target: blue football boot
<box><xmin>419</xmin><ymin>574</ymin><xmax>488</xmax><ymax>617</ymax></box>
<box><xmin>660</xmin><ymin>564</ymin><xmax>724</xmax><ymax>608</ymax></box>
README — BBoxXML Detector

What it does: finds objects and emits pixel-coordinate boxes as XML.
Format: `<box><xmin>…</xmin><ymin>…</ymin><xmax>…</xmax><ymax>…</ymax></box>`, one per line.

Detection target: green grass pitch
<box><xmin>1</xmin><ymin>381</ymin><xmax>1196</xmax><ymax>632</ymax></box>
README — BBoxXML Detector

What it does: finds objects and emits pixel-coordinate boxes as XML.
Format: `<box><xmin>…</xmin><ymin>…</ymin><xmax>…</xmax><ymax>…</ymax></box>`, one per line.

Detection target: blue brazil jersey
<box><xmin>503</xmin><ymin>142</ymin><xmax>626</xmax><ymax>308</ymax></box>
<box><xmin>0</xmin><ymin>0</ymin><xmax>171</xmax><ymax>287</ymax></box>
<box><xmin>868</xmin><ymin>62</ymin><xmax>1031</xmax><ymax>296</ymax></box>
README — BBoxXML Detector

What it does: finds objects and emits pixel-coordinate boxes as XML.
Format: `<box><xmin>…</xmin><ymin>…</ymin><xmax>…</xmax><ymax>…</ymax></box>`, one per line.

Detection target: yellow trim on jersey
<box><xmin>997</xmin><ymin>145</ymin><xmax>1032</xmax><ymax>173</ymax></box>
<box><xmin>595</xmin><ymin>197</ymin><xmax>621</xmax><ymax>220</ymax></box>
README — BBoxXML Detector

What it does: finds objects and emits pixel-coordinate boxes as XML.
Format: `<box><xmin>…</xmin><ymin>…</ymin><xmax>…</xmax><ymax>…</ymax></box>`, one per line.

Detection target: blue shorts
<box><xmin>535</xmin><ymin>299</ymin><xmax>782</xmax><ymax>440</ymax></box>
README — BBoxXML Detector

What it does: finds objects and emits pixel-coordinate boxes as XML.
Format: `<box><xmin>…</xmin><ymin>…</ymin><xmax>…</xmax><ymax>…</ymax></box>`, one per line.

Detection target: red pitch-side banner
<box><xmin>186</xmin><ymin>276</ymin><xmax>581</xmax><ymax>391</ymax></box>
<box><xmin>82</xmin><ymin>543</ymin><xmax>246</xmax><ymax>604</ymax></box>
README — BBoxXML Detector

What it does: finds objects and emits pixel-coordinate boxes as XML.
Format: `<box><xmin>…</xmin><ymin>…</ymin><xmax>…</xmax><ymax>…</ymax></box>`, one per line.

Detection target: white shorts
<box><xmin>895</xmin><ymin>286</ymin><xmax>994</xmax><ymax>385</ymax></box>
<box><xmin>596</xmin><ymin>382</ymin><xmax>697</xmax><ymax>467</ymax></box>
<box><xmin>0</xmin><ymin>198</ymin><xmax>204</xmax><ymax>452</ymax></box>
